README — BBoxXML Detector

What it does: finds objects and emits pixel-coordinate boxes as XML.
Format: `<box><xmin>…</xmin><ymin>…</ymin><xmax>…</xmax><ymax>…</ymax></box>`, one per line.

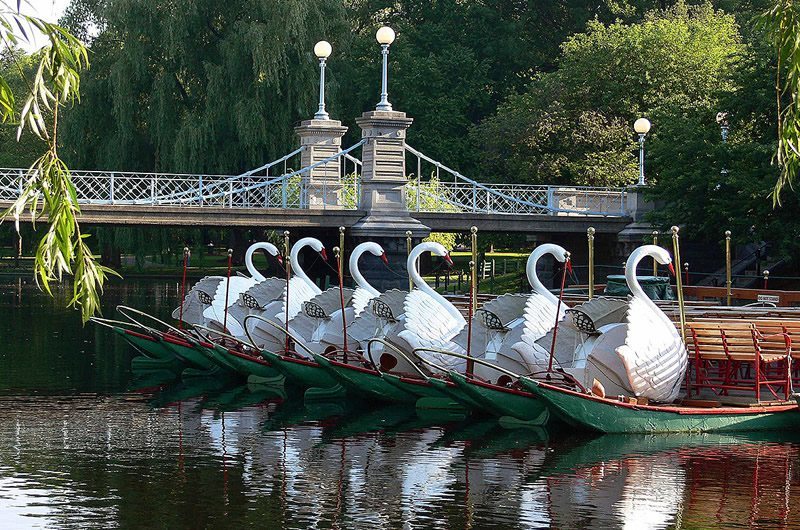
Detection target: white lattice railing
<box><xmin>0</xmin><ymin>142</ymin><xmax>363</xmax><ymax>210</ymax></box>
<box><xmin>404</xmin><ymin>145</ymin><xmax>628</xmax><ymax>217</ymax></box>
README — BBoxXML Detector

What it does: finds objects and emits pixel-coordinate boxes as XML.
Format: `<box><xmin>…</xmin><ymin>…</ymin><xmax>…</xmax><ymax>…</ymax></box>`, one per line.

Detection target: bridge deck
<box><xmin>0</xmin><ymin>203</ymin><xmax>630</xmax><ymax>233</ymax></box>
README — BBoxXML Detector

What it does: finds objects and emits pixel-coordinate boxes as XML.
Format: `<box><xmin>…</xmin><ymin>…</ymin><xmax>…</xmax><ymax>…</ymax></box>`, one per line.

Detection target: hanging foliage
<box><xmin>759</xmin><ymin>0</ymin><xmax>800</xmax><ymax>204</ymax></box>
<box><xmin>0</xmin><ymin>3</ymin><xmax>115</xmax><ymax>322</ymax></box>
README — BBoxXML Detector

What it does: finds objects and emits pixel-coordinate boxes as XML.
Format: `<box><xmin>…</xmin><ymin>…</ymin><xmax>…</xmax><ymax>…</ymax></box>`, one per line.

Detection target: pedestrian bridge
<box><xmin>0</xmin><ymin>142</ymin><xmax>633</xmax><ymax>233</ymax></box>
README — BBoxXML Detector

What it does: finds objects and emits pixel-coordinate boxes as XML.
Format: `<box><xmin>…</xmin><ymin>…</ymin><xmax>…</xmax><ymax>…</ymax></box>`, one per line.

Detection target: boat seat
<box><xmin>687</xmin><ymin>321</ymin><xmax>791</xmax><ymax>401</ymax></box>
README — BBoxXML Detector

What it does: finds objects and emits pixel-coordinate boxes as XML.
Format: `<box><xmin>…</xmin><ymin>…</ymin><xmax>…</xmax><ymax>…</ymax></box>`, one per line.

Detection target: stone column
<box><xmin>294</xmin><ymin>119</ymin><xmax>348</xmax><ymax>209</ymax></box>
<box><xmin>351</xmin><ymin>110</ymin><xmax>430</xmax><ymax>290</ymax></box>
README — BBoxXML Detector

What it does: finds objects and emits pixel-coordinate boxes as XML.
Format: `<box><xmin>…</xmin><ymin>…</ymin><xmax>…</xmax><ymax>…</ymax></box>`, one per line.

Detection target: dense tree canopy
<box><xmin>472</xmin><ymin>3</ymin><xmax>745</xmax><ymax>186</ymax></box>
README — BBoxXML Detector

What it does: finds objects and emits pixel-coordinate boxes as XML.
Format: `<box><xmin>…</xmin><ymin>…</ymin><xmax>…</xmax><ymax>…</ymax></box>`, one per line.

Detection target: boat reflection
<box><xmin>0</xmin><ymin>391</ymin><xmax>798</xmax><ymax>528</ymax></box>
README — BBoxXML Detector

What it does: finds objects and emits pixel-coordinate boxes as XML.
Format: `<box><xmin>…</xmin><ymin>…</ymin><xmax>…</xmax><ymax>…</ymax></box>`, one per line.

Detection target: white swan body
<box><xmin>200</xmin><ymin>242</ymin><xmax>282</xmax><ymax>334</ymax></box>
<box><xmin>349</xmin><ymin>242</ymin><xmax>387</xmax><ymax>317</ymax></box>
<box><xmin>389</xmin><ymin>242</ymin><xmax>466</xmax><ymax>371</ymax></box>
<box><xmin>508</xmin><ymin>244</ymin><xmax>581</xmax><ymax>373</ymax></box>
<box><xmin>245</xmin><ymin>238</ymin><xmax>326</xmax><ymax>354</ymax></box>
<box><xmin>582</xmin><ymin>245</ymin><xmax>687</xmax><ymax>402</ymax></box>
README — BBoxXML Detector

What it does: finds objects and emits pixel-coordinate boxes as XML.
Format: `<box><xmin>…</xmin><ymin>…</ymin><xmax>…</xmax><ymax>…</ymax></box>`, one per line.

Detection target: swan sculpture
<box><xmin>349</xmin><ymin>242</ymin><xmax>388</xmax><ymax>317</ymax></box>
<box><xmin>310</xmin><ymin>241</ymin><xmax>389</xmax><ymax>351</ymax></box>
<box><xmin>200</xmin><ymin>242</ymin><xmax>283</xmax><ymax>333</ymax></box>
<box><xmin>508</xmin><ymin>244</ymin><xmax>580</xmax><ymax>372</ymax></box>
<box><xmin>245</xmin><ymin>237</ymin><xmax>327</xmax><ymax>353</ymax></box>
<box><xmin>581</xmin><ymin>245</ymin><xmax>687</xmax><ymax>402</ymax></box>
<box><xmin>172</xmin><ymin>241</ymin><xmax>282</xmax><ymax>328</ymax></box>
<box><xmin>383</xmin><ymin>242</ymin><xmax>467</xmax><ymax>371</ymax></box>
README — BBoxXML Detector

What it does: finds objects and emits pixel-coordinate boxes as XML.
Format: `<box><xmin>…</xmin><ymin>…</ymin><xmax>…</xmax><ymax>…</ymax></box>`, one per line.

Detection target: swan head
<box><xmin>358</xmin><ymin>242</ymin><xmax>389</xmax><ymax>264</ymax></box>
<box><xmin>628</xmin><ymin>244</ymin><xmax>674</xmax><ymax>275</ymax></box>
<box><xmin>427</xmin><ymin>242</ymin><xmax>453</xmax><ymax>266</ymax></box>
<box><xmin>293</xmin><ymin>237</ymin><xmax>327</xmax><ymax>261</ymax></box>
<box><xmin>262</xmin><ymin>242</ymin><xmax>283</xmax><ymax>264</ymax></box>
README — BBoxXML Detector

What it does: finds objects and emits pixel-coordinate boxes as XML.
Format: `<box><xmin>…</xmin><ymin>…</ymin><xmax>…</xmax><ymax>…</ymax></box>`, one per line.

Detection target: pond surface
<box><xmin>1</xmin><ymin>277</ymin><xmax>799</xmax><ymax>529</ymax></box>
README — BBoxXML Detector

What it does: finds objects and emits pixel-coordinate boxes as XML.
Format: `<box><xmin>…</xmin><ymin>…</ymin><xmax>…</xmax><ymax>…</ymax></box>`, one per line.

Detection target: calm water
<box><xmin>1</xmin><ymin>277</ymin><xmax>799</xmax><ymax>529</ymax></box>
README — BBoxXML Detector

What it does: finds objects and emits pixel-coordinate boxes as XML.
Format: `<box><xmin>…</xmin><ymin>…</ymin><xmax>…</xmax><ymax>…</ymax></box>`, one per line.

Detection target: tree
<box><xmin>60</xmin><ymin>0</ymin><xmax>348</xmax><ymax>173</ymax></box>
<box><xmin>1</xmin><ymin>3</ymin><xmax>113</xmax><ymax>322</ymax></box>
<box><xmin>759</xmin><ymin>0</ymin><xmax>800</xmax><ymax>203</ymax></box>
<box><xmin>472</xmin><ymin>2</ymin><xmax>745</xmax><ymax>186</ymax></box>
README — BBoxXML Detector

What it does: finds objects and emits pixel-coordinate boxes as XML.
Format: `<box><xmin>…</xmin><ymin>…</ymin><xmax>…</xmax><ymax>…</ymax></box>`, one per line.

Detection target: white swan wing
<box><xmin>171</xmin><ymin>276</ymin><xmax>223</xmax><ymax>324</ymax></box>
<box><xmin>351</xmin><ymin>287</ymin><xmax>377</xmax><ymax>318</ymax></box>
<box><xmin>284</xmin><ymin>277</ymin><xmax>322</xmax><ymax>321</ymax></box>
<box><xmin>616</xmin><ymin>295</ymin><xmax>687</xmax><ymax>402</ymax></box>
<box><xmin>402</xmin><ymin>290</ymin><xmax>465</xmax><ymax>344</ymax></box>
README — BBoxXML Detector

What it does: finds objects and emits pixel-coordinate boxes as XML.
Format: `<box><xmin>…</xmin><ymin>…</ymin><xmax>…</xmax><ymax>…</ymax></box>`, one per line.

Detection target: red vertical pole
<box><xmin>547</xmin><ymin>253</ymin><xmax>571</xmax><ymax>374</ymax></box>
<box><xmin>223</xmin><ymin>248</ymin><xmax>233</xmax><ymax>333</ymax></box>
<box><xmin>178</xmin><ymin>247</ymin><xmax>189</xmax><ymax>330</ymax></box>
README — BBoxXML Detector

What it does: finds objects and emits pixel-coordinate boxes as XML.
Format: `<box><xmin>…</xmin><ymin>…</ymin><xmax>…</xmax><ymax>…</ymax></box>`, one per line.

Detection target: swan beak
<box><xmin>380</xmin><ymin>252</ymin><xmax>389</xmax><ymax>265</ymax></box>
<box><xmin>443</xmin><ymin>253</ymin><xmax>454</xmax><ymax>267</ymax></box>
<box><xmin>667</xmin><ymin>263</ymin><xmax>675</xmax><ymax>276</ymax></box>
<box><xmin>320</xmin><ymin>248</ymin><xmax>328</xmax><ymax>261</ymax></box>
<box><xmin>276</xmin><ymin>255</ymin><xmax>284</xmax><ymax>265</ymax></box>
<box><xmin>565</xmin><ymin>259</ymin><xmax>572</xmax><ymax>273</ymax></box>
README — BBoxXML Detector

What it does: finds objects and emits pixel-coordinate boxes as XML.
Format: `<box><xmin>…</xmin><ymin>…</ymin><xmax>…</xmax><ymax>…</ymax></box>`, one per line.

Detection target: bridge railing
<box><xmin>0</xmin><ymin>142</ymin><xmax>363</xmax><ymax>210</ymax></box>
<box><xmin>404</xmin><ymin>145</ymin><xmax>629</xmax><ymax>216</ymax></box>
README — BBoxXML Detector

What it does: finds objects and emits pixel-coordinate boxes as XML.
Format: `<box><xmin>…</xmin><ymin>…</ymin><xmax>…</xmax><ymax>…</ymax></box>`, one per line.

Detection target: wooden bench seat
<box><xmin>686</xmin><ymin>320</ymin><xmax>792</xmax><ymax>401</ymax></box>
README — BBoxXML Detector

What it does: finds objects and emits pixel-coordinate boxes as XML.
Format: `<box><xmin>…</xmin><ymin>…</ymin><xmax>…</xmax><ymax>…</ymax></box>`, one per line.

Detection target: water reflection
<box><xmin>1</xmin><ymin>279</ymin><xmax>799</xmax><ymax>528</ymax></box>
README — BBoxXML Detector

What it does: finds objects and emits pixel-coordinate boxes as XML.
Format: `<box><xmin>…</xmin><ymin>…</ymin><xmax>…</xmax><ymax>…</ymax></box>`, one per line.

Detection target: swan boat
<box><xmin>518</xmin><ymin>245</ymin><xmax>800</xmax><ymax>433</ymax></box>
<box><xmin>103</xmin><ymin>241</ymin><xmax>285</xmax><ymax>379</ymax></box>
<box><xmin>253</xmin><ymin>241</ymin><xmax>393</xmax><ymax>400</ymax></box>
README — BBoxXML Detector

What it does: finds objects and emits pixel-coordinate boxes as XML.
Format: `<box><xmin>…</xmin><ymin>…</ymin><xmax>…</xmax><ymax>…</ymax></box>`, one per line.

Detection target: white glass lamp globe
<box><xmin>376</xmin><ymin>26</ymin><xmax>396</xmax><ymax>45</ymax></box>
<box><xmin>634</xmin><ymin>117</ymin><xmax>651</xmax><ymax>135</ymax></box>
<box><xmin>314</xmin><ymin>41</ymin><xmax>332</xmax><ymax>59</ymax></box>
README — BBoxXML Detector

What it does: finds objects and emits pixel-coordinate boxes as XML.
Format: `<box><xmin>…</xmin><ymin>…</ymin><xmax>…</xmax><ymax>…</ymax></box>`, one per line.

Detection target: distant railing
<box><xmin>404</xmin><ymin>145</ymin><xmax>628</xmax><ymax>217</ymax></box>
<box><xmin>0</xmin><ymin>142</ymin><xmax>363</xmax><ymax>210</ymax></box>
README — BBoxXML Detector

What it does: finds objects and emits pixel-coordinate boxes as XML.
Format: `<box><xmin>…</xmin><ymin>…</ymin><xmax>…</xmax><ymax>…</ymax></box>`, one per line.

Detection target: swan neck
<box><xmin>350</xmin><ymin>245</ymin><xmax>379</xmax><ymax>296</ymax></box>
<box><xmin>408</xmin><ymin>246</ymin><xmax>463</xmax><ymax>323</ymax></box>
<box><xmin>290</xmin><ymin>240</ymin><xmax>313</xmax><ymax>284</ymax></box>
<box><xmin>527</xmin><ymin>247</ymin><xmax>559</xmax><ymax>304</ymax></box>
<box><xmin>245</xmin><ymin>244</ymin><xmax>266</xmax><ymax>282</ymax></box>
<box><xmin>625</xmin><ymin>249</ymin><xmax>667</xmax><ymax>322</ymax></box>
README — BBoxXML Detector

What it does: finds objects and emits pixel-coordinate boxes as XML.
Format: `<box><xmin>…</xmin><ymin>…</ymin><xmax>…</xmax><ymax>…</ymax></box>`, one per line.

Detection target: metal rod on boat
<box><xmin>763</xmin><ymin>269</ymin><xmax>770</xmax><ymax>290</ymax></box>
<box><xmin>223</xmin><ymin>248</ymin><xmax>233</xmax><ymax>333</ymax></box>
<box><xmin>725</xmin><ymin>230</ymin><xmax>732</xmax><ymax>305</ymax></box>
<box><xmin>652</xmin><ymin>230</ymin><xmax>658</xmax><ymax>277</ymax></box>
<box><xmin>178</xmin><ymin>246</ymin><xmax>189</xmax><ymax>330</ymax></box>
<box><xmin>337</xmin><ymin>226</ymin><xmax>348</xmax><ymax>355</ymax></box>
<box><xmin>284</xmin><ymin>231</ymin><xmax>291</xmax><ymax>353</ymax></box>
<box><xmin>684</xmin><ymin>262</ymin><xmax>690</xmax><ymax>285</ymax></box>
<box><xmin>672</xmin><ymin>226</ymin><xmax>686</xmax><ymax>344</ymax></box>
<box><xmin>467</xmin><ymin>226</ymin><xmax>478</xmax><ymax>376</ymax></box>
<box><xmin>547</xmin><ymin>251</ymin><xmax>571</xmax><ymax>375</ymax></box>
<box><xmin>406</xmin><ymin>230</ymin><xmax>413</xmax><ymax>292</ymax></box>
<box><xmin>587</xmin><ymin>227</ymin><xmax>595</xmax><ymax>300</ymax></box>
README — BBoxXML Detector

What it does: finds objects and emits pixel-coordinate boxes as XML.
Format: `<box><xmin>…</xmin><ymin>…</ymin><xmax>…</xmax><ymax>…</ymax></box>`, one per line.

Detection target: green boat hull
<box><xmin>161</xmin><ymin>339</ymin><xmax>218</xmax><ymax>371</ymax></box>
<box><xmin>313</xmin><ymin>354</ymin><xmax>417</xmax><ymax>404</ymax></box>
<box><xmin>380</xmin><ymin>373</ymin><xmax>469</xmax><ymax>411</ymax></box>
<box><xmin>115</xmin><ymin>328</ymin><xmax>176</xmax><ymax>360</ymax></box>
<box><xmin>130</xmin><ymin>355</ymin><xmax>183</xmax><ymax>374</ymax></box>
<box><xmin>521</xmin><ymin>377</ymin><xmax>800</xmax><ymax>434</ymax></box>
<box><xmin>260</xmin><ymin>350</ymin><xmax>339</xmax><ymax>390</ymax></box>
<box><xmin>448</xmin><ymin>371</ymin><xmax>549</xmax><ymax>425</ymax></box>
<box><xmin>211</xmin><ymin>345</ymin><xmax>284</xmax><ymax>383</ymax></box>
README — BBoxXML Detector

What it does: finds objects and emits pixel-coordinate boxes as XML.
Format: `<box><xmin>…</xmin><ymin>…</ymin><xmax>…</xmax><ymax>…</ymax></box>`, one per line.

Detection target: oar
<box><xmin>547</xmin><ymin>251</ymin><xmax>571</xmax><ymax>376</ymax></box>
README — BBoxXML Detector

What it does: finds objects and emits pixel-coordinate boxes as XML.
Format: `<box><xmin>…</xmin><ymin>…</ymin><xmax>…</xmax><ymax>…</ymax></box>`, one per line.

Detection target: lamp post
<box><xmin>375</xmin><ymin>26</ymin><xmax>396</xmax><ymax>111</ymax></box>
<box><xmin>634</xmin><ymin>117</ymin><xmax>651</xmax><ymax>186</ymax></box>
<box><xmin>313</xmin><ymin>40</ymin><xmax>332</xmax><ymax>120</ymax></box>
